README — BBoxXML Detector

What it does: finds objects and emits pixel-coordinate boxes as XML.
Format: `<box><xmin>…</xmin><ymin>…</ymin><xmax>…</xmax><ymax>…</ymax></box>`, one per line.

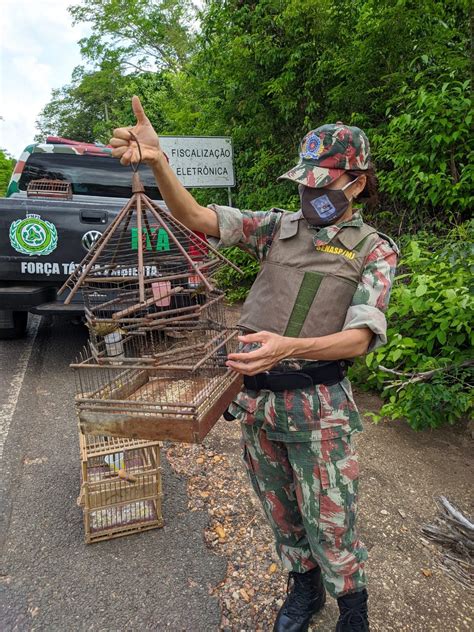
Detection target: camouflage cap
<box><xmin>278</xmin><ymin>122</ymin><xmax>371</xmax><ymax>188</ymax></box>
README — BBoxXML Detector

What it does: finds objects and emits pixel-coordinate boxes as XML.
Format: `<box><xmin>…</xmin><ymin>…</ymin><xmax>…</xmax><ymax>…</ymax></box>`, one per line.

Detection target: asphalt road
<box><xmin>0</xmin><ymin>316</ymin><xmax>226</xmax><ymax>631</ymax></box>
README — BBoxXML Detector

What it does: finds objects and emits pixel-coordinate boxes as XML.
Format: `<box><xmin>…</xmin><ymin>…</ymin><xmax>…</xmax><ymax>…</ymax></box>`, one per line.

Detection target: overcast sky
<box><xmin>0</xmin><ymin>0</ymin><xmax>90</xmax><ymax>158</ymax></box>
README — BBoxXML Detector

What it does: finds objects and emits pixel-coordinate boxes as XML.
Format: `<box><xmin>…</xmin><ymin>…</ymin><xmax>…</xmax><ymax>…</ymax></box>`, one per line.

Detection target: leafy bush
<box><xmin>351</xmin><ymin>221</ymin><xmax>473</xmax><ymax>429</ymax></box>
<box><xmin>216</xmin><ymin>247</ymin><xmax>260</xmax><ymax>303</ymax></box>
<box><xmin>373</xmin><ymin>74</ymin><xmax>473</xmax><ymax>231</ymax></box>
<box><xmin>0</xmin><ymin>149</ymin><xmax>15</xmax><ymax>197</ymax></box>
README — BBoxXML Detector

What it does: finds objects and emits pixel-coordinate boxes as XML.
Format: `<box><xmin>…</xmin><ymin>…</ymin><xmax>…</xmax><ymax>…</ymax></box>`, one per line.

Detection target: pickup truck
<box><xmin>0</xmin><ymin>136</ymin><xmax>170</xmax><ymax>339</ymax></box>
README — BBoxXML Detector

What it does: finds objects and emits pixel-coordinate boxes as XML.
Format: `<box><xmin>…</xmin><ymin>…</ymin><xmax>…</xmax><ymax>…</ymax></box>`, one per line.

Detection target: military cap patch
<box><xmin>300</xmin><ymin>132</ymin><xmax>322</xmax><ymax>160</ymax></box>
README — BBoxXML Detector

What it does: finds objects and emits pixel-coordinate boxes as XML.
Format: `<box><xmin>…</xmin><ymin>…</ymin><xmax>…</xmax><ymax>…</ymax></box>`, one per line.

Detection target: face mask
<box><xmin>299</xmin><ymin>178</ymin><xmax>358</xmax><ymax>226</ymax></box>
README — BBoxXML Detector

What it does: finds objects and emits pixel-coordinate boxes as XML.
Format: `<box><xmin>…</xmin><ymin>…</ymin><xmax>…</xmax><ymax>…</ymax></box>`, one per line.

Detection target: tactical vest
<box><xmin>239</xmin><ymin>211</ymin><xmax>382</xmax><ymax>337</ymax></box>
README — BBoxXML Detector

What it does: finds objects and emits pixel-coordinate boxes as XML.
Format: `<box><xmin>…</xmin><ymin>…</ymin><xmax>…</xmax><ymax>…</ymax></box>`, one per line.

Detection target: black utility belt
<box><xmin>243</xmin><ymin>360</ymin><xmax>351</xmax><ymax>393</ymax></box>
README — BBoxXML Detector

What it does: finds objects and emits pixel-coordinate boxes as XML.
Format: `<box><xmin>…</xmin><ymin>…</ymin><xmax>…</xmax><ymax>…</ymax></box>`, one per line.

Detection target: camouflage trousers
<box><xmin>240</xmin><ymin>421</ymin><xmax>368</xmax><ymax>598</ymax></box>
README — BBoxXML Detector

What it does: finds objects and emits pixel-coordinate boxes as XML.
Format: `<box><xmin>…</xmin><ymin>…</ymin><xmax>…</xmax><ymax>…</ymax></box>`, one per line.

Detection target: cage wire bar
<box><xmin>61</xmin><ymin>144</ymin><xmax>243</xmax><ymax>442</ymax></box>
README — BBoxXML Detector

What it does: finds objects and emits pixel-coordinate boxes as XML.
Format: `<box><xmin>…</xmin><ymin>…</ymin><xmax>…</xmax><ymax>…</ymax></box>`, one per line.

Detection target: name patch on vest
<box><xmin>315</xmin><ymin>244</ymin><xmax>356</xmax><ymax>259</ymax></box>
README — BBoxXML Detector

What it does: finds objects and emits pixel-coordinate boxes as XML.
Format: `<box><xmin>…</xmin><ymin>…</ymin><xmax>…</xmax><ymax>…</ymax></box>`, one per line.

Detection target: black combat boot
<box><xmin>335</xmin><ymin>588</ymin><xmax>370</xmax><ymax>632</ymax></box>
<box><xmin>273</xmin><ymin>566</ymin><xmax>326</xmax><ymax>632</ymax></box>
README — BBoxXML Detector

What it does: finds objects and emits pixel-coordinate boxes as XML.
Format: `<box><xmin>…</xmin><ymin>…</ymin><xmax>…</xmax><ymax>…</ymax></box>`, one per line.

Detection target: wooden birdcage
<box><xmin>27</xmin><ymin>178</ymin><xmax>73</xmax><ymax>200</ymax></box>
<box><xmin>60</xmin><ymin>147</ymin><xmax>243</xmax><ymax>442</ymax></box>
<box><xmin>78</xmin><ymin>433</ymin><xmax>164</xmax><ymax>543</ymax></box>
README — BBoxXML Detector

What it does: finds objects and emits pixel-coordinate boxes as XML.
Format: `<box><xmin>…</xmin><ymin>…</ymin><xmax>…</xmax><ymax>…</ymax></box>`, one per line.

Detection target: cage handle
<box><xmin>127</xmin><ymin>129</ymin><xmax>143</xmax><ymax>173</ymax></box>
<box><xmin>127</xmin><ymin>130</ymin><xmax>145</xmax><ymax>193</ymax></box>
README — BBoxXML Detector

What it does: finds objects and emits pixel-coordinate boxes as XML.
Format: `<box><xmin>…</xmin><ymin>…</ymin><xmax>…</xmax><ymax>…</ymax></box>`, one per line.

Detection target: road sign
<box><xmin>159</xmin><ymin>136</ymin><xmax>234</xmax><ymax>188</ymax></box>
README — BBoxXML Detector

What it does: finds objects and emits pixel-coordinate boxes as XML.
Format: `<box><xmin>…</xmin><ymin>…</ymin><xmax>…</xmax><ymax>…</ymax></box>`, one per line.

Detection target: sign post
<box><xmin>159</xmin><ymin>136</ymin><xmax>235</xmax><ymax>190</ymax></box>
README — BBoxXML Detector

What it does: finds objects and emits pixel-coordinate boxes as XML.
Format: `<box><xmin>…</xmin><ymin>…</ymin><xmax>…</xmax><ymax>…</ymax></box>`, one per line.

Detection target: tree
<box><xmin>39</xmin><ymin>0</ymin><xmax>471</xmax><ymax>228</ymax></box>
<box><xmin>35</xmin><ymin>60</ymin><xmax>173</xmax><ymax>143</ymax></box>
<box><xmin>159</xmin><ymin>0</ymin><xmax>471</xmax><ymax>220</ymax></box>
<box><xmin>0</xmin><ymin>149</ymin><xmax>15</xmax><ymax>197</ymax></box>
<box><xmin>68</xmin><ymin>0</ymin><xmax>196</xmax><ymax>72</ymax></box>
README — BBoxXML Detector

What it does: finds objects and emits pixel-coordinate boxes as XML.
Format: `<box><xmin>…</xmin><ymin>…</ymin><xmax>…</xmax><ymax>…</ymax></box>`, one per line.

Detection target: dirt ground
<box><xmin>166</xmin><ymin>387</ymin><xmax>473</xmax><ymax>632</ymax></box>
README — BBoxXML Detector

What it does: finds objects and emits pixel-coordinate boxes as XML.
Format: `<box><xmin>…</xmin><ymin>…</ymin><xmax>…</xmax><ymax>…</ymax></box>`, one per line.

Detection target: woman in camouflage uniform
<box><xmin>110</xmin><ymin>97</ymin><xmax>399</xmax><ymax>632</ymax></box>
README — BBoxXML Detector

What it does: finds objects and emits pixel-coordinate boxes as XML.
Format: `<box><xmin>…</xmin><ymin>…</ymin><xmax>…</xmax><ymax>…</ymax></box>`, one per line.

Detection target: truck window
<box><xmin>18</xmin><ymin>152</ymin><xmax>162</xmax><ymax>199</ymax></box>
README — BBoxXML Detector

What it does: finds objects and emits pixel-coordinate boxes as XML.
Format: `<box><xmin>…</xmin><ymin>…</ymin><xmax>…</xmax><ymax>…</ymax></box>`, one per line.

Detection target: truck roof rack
<box><xmin>46</xmin><ymin>135</ymin><xmax>102</xmax><ymax>146</ymax></box>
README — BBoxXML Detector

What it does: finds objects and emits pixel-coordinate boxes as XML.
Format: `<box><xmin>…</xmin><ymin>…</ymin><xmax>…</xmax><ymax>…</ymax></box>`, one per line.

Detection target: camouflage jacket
<box><xmin>208</xmin><ymin>204</ymin><xmax>399</xmax><ymax>441</ymax></box>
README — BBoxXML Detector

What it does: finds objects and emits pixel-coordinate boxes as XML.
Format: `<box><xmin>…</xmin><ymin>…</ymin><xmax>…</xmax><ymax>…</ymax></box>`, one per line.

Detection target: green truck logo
<box><xmin>9</xmin><ymin>214</ymin><xmax>58</xmax><ymax>256</ymax></box>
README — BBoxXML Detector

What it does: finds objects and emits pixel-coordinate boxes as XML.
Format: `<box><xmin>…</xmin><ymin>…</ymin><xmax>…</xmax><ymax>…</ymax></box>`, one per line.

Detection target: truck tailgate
<box><xmin>0</xmin><ymin>195</ymin><xmax>125</xmax><ymax>284</ymax></box>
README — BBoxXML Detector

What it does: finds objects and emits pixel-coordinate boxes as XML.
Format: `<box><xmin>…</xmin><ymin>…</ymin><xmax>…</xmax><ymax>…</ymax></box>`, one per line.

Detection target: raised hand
<box><xmin>109</xmin><ymin>96</ymin><xmax>162</xmax><ymax>166</ymax></box>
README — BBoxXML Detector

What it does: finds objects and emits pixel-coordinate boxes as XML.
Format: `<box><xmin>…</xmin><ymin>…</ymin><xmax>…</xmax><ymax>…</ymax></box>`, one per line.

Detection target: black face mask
<box><xmin>299</xmin><ymin>179</ymin><xmax>358</xmax><ymax>226</ymax></box>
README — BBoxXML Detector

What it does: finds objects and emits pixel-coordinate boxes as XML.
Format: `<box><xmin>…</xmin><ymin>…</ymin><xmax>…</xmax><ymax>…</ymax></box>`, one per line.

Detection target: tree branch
<box><xmin>379</xmin><ymin>359</ymin><xmax>474</xmax><ymax>391</ymax></box>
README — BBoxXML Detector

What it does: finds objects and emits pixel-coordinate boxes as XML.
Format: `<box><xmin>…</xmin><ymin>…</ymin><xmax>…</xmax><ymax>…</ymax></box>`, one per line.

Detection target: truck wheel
<box><xmin>0</xmin><ymin>310</ymin><xmax>29</xmax><ymax>340</ymax></box>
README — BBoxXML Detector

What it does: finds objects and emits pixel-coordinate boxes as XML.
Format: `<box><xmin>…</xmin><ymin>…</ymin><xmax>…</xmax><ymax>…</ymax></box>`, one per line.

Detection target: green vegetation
<box><xmin>0</xmin><ymin>149</ymin><xmax>15</xmax><ymax>197</ymax></box>
<box><xmin>374</xmin><ymin>75</ymin><xmax>472</xmax><ymax>230</ymax></box>
<box><xmin>351</xmin><ymin>221</ymin><xmax>473</xmax><ymax>430</ymax></box>
<box><xmin>216</xmin><ymin>248</ymin><xmax>261</xmax><ymax>303</ymax></box>
<box><xmin>36</xmin><ymin>0</ymin><xmax>472</xmax><ymax>232</ymax></box>
<box><xmin>33</xmin><ymin>0</ymin><xmax>473</xmax><ymax>428</ymax></box>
